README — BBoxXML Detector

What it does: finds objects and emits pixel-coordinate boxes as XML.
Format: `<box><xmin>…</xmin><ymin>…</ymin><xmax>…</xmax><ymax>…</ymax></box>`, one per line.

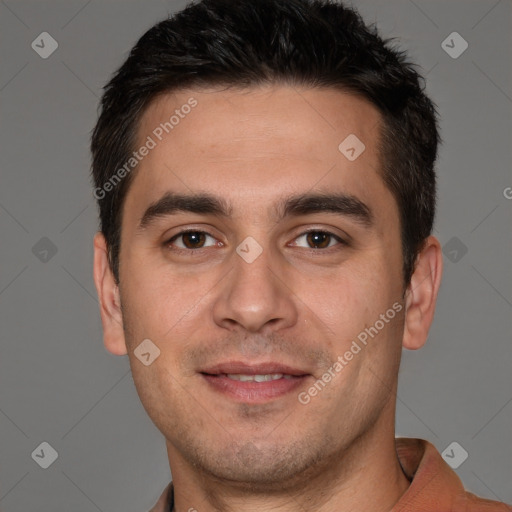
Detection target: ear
<box><xmin>93</xmin><ymin>231</ymin><xmax>127</xmax><ymax>356</ymax></box>
<box><xmin>402</xmin><ymin>235</ymin><xmax>443</xmax><ymax>350</ymax></box>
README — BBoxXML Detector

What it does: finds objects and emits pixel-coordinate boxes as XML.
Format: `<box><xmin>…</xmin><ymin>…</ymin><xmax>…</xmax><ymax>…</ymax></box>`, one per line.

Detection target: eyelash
<box><xmin>164</xmin><ymin>229</ymin><xmax>348</xmax><ymax>255</ymax></box>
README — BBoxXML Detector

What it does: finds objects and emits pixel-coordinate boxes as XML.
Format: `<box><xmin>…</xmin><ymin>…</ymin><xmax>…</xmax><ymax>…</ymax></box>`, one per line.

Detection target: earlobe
<box><xmin>402</xmin><ymin>236</ymin><xmax>443</xmax><ymax>351</ymax></box>
<box><xmin>92</xmin><ymin>231</ymin><xmax>128</xmax><ymax>356</ymax></box>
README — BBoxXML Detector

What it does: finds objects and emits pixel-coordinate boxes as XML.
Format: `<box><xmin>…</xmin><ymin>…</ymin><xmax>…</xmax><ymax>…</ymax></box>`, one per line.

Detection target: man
<box><xmin>90</xmin><ymin>0</ymin><xmax>511</xmax><ymax>510</ymax></box>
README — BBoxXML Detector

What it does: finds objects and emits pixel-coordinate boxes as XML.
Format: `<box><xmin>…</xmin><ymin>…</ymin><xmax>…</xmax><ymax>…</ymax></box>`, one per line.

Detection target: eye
<box><xmin>166</xmin><ymin>230</ymin><xmax>219</xmax><ymax>250</ymax></box>
<box><xmin>291</xmin><ymin>230</ymin><xmax>346</xmax><ymax>250</ymax></box>
<box><xmin>164</xmin><ymin>228</ymin><xmax>347</xmax><ymax>254</ymax></box>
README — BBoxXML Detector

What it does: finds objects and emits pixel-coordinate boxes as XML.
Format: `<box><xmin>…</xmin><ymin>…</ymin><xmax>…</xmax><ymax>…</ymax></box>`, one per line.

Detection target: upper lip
<box><xmin>200</xmin><ymin>361</ymin><xmax>309</xmax><ymax>376</ymax></box>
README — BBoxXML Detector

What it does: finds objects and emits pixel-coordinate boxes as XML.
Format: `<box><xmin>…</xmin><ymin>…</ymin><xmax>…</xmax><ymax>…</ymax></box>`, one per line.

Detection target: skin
<box><xmin>93</xmin><ymin>85</ymin><xmax>443</xmax><ymax>512</ymax></box>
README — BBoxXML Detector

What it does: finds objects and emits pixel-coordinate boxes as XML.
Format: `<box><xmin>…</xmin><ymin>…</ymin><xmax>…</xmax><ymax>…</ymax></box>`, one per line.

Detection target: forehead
<box><xmin>123</xmin><ymin>85</ymin><xmax>395</xmax><ymax>228</ymax></box>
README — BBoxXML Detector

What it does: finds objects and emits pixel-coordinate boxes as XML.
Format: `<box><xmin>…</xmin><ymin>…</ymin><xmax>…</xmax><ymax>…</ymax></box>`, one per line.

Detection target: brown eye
<box><xmin>181</xmin><ymin>232</ymin><xmax>206</xmax><ymax>249</ymax></box>
<box><xmin>293</xmin><ymin>230</ymin><xmax>345</xmax><ymax>250</ymax></box>
<box><xmin>306</xmin><ymin>231</ymin><xmax>332</xmax><ymax>249</ymax></box>
<box><xmin>166</xmin><ymin>231</ymin><xmax>217</xmax><ymax>250</ymax></box>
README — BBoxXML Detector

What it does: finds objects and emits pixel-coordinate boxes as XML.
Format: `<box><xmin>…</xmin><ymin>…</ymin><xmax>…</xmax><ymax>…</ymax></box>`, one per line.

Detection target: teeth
<box><xmin>226</xmin><ymin>373</ymin><xmax>284</xmax><ymax>382</ymax></box>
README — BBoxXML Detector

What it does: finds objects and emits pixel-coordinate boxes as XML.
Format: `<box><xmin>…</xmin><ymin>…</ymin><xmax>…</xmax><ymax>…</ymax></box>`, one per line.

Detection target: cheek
<box><xmin>120</xmin><ymin>253</ymin><xmax>202</xmax><ymax>340</ymax></box>
<box><xmin>299</xmin><ymin>252</ymin><xmax>403</xmax><ymax>363</ymax></box>
<box><xmin>301</xmin><ymin>261</ymin><xmax>384</xmax><ymax>331</ymax></box>
<box><xmin>129</xmin><ymin>357</ymin><xmax>189</xmax><ymax>437</ymax></box>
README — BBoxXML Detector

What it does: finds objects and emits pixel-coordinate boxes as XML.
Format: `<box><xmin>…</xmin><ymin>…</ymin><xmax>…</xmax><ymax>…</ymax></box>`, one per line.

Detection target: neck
<box><xmin>167</xmin><ymin>416</ymin><xmax>410</xmax><ymax>512</ymax></box>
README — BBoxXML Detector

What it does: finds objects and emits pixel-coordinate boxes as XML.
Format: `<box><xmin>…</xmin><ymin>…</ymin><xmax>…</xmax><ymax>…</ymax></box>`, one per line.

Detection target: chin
<box><xmin>179</xmin><ymin>433</ymin><xmax>336</xmax><ymax>492</ymax></box>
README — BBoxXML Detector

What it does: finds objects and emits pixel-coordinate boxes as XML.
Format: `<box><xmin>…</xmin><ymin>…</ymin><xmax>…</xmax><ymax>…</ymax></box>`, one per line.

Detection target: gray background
<box><xmin>0</xmin><ymin>0</ymin><xmax>511</xmax><ymax>510</ymax></box>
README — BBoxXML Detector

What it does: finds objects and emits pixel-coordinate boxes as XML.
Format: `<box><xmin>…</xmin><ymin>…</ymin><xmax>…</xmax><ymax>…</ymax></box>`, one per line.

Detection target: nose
<box><xmin>211</xmin><ymin>239</ymin><xmax>299</xmax><ymax>333</ymax></box>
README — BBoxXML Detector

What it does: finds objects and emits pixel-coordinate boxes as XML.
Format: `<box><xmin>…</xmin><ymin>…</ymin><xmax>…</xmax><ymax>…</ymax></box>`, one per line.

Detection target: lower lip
<box><xmin>201</xmin><ymin>374</ymin><xmax>309</xmax><ymax>403</ymax></box>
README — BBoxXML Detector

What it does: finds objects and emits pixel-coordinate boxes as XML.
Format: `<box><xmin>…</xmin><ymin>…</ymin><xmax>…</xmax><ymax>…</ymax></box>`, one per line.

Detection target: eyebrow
<box><xmin>137</xmin><ymin>191</ymin><xmax>374</xmax><ymax>231</ymax></box>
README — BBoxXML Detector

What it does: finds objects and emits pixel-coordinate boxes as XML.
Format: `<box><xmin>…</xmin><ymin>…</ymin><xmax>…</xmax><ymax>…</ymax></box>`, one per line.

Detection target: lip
<box><xmin>200</xmin><ymin>361</ymin><xmax>309</xmax><ymax>376</ymax></box>
<box><xmin>200</xmin><ymin>361</ymin><xmax>311</xmax><ymax>403</ymax></box>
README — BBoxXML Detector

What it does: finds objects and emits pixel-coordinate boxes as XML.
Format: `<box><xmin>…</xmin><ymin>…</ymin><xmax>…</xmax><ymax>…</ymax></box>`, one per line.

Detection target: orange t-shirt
<box><xmin>149</xmin><ymin>438</ymin><xmax>511</xmax><ymax>511</ymax></box>
<box><xmin>391</xmin><ymin>438</ymin><xmax>511</xmax><ymax>511</ymax></box>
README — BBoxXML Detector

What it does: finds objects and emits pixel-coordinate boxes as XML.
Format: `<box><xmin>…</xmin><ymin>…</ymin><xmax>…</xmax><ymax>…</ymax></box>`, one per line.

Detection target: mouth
<box><xmin>199</xmin><ymin>361</ymin><xmax>311</xmax><ymax>403</ymax></box>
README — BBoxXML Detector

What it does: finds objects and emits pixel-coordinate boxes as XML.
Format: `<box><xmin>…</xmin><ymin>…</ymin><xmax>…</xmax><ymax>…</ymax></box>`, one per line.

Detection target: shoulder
<box><xmin>462</xmin><ymin>490</ymin><xmax>512</xmax><ymax>511</ymax></box>
<box><xmin>394</xmin><ymin>438</ymin><xmax>511</xmax><ymax>512</ymax></box>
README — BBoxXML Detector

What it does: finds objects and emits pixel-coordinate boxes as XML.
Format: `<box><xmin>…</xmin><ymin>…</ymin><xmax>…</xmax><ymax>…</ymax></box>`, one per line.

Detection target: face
<box><xmin>112</xmin><ymin>86</ymin><xmax>407</xmax><ymax>488</ymax></box>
